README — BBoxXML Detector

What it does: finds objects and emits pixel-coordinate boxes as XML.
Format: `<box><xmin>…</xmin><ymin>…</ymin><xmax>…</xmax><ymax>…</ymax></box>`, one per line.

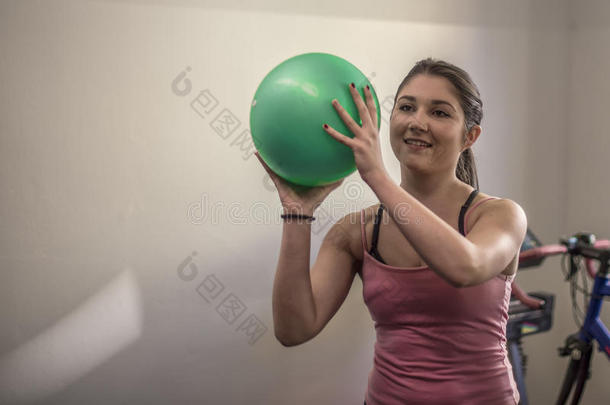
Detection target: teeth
<box><xmin>405</xmin><ymin>140</ymin><xmax>431</xmax><ymax>147</ymax></box>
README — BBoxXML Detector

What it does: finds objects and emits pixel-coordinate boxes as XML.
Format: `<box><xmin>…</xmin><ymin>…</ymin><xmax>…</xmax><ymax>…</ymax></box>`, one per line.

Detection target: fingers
<box><xmin>329</xmin><ymin>84</ymin><xmax>376</xmax><ymax>138</ymax></box>
<box><xmin>330</xmin><ymin>98</ymin><xmax>360</xmax><ymax>136</ymax></box>
<box><xmin>348</xmin><ymin>83</ymin><xmax>373</xmax><ymax>128</ymax></box>
<box><xmin>322</xmin><ymin>122</ymin><xmax>355</xmax><ymax>148</ymax></box>
<box><xmin>363</xmin><ymin>85</ymin><xmax>378</xmax><ymax>129</ymax></box>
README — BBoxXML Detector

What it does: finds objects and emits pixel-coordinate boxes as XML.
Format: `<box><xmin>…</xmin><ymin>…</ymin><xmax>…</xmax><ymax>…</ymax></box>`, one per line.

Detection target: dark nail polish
<box><xmin>323</xmin><ymin>124</ymin><xmax>329</xmax><ymax>129</ymax></box>
<box><xmin>350</xmin><ymin>82</ymin><xmax>355</xmax><ymax>88</ymax></box>
<box><xmin>366</xmin><ymin>85</ymin><xmax>370</xmax><ymax>90</ymax></box>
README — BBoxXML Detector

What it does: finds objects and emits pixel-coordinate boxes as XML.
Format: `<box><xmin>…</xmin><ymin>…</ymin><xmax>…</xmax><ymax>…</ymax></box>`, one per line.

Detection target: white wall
<box><xmin>0</xmin><ymin>0</ymin><xmax>606</xmax><ymax>404</ymax></box>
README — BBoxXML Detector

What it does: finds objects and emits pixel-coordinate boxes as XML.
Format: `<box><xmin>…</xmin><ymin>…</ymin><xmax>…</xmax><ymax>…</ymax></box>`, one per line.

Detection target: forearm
<box><xmin>272</xmin><ymin>215</ymin><xmax>317</xmax><ymax>346</ymax></box>
<box><xmin>365</xmin><ymin>173</ymin><xmax>476</xmax><ymax>287</ymax></box>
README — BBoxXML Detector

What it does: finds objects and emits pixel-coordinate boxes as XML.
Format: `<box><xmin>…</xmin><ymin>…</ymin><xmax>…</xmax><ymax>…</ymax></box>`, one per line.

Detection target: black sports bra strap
<box><xmin>458</xmin><ymin>189</ymin><xmax>479</xmax><ymax>236</ymax></box>
<box><xmin>370</xmin><ymin>204</ymin><xmax>384</xmax><ymax>253</ymax></box>
<box><xmin>368</xmin><ymin>192</ymin><xmax>477</xmax><ymax>264</ymax></box>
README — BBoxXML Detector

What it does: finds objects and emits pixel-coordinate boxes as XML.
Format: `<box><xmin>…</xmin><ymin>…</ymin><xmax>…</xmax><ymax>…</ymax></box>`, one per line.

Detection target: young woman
<box><xmin>256</xmin><ymin>58</ymin><xmax>526</xmax><ymax>405</ymax></box>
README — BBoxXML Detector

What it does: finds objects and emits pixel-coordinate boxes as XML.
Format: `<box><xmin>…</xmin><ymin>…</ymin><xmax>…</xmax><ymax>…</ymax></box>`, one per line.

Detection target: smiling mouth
<box><xmin>404</xmin><ymin>139</ymin><xmax>432</xmax><ymax>149</ymax></box>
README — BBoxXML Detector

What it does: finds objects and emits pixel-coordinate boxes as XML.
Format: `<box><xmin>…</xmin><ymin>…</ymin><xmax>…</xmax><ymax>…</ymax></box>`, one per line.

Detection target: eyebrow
<box><xmin>397</xmin><ymin>95</ymin><xmax>456</xmax><ymax>112</ymax></box>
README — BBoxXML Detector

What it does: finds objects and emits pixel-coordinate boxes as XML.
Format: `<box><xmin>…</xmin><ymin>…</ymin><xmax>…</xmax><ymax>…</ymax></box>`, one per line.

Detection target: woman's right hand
<box><xmin>255</xmin><ymin>151</ymin><xmax>344</xmax><ymax>215</ymax></box>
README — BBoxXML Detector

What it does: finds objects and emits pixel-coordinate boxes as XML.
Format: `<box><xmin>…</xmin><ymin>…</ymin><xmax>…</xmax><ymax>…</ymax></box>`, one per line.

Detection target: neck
<box><xmin>399</xmin><ymin>170</ymin><xmax>468</xmax><ymax>206</ymax></box>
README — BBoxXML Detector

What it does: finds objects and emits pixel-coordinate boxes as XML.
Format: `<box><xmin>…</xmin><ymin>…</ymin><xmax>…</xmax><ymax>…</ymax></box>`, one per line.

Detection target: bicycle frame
<box><xmin>579</xmin><ymin>245</ymin><xmax>610</xmax><ymax>357</ymax></box>
<box><xmin>555</xmin><ymin>240</ymin><xmax>610</xmax><ymax>405</ymax></box>
<box><xmin>515</xmin><ymin>234</ymin><xmax>610</xmax><ymax>405</ymax></box>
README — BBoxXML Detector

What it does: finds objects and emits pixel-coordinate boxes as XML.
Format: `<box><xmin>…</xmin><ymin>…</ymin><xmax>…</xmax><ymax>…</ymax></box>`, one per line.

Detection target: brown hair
<box><xmin>392</xmin><ymin>58</ymin><xmax>482</xmax><ymax>190</ymax></box>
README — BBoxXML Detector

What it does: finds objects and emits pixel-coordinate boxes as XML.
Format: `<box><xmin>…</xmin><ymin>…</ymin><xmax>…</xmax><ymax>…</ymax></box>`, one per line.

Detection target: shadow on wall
<box><xmin>0</xmin><ymin>269</ymin><xmax>143</xmax><ymax>405</ymax></box>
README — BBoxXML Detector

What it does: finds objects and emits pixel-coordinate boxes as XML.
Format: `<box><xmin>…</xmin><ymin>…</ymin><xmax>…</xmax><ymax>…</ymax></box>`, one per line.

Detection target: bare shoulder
<box><xmin>473</xmin><ymin>194</ymin><xmax>526</xmax><ymax>220</ymax></box>
<box><xmin>470</xmin><ymin>192</ymin><xmax>523</xmax><ymax>219</ymax></box>
<box><xmin>495</xmin><ymin>198</ymin><xmax>528</xmax><ymax>230</ymax></box>
<box><xmin>468</xmin><ymin>192</ymin><xmax>525</xmax><ymax>223</ymax></box>
<box><xmin>468</xmin><ymin>194</ymin><xmax>528</xmax><ymax>247</ymax></box>
<box><xmin>467</xmin><ymin>195</ymin><xmax>527</xmax><ymax>276</ymax></box>
<box><xmin>331</xmin><ymin>204</ymin><xmax>380</xmax><ymax>263</ymax></box>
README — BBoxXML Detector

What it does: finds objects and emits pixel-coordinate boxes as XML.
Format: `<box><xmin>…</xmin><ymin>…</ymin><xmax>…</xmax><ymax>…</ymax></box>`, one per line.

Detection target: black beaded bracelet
<box><xmin>280</xmin><ymin>213</ymin><xmax>316</xmax><ymax>222</ymax></box>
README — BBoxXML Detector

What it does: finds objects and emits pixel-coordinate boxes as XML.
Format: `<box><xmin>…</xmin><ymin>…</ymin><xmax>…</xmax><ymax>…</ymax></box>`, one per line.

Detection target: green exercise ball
<box><xmin>249</xmin><ymin>52</ymin><xmax>381</xmax><ymax>187</ymax></box>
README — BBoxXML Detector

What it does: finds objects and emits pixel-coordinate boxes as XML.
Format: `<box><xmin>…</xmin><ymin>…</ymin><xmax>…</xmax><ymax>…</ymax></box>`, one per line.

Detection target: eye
<box><xmin>398</xmin><ymin>104</ymin><xmax>414</xmax><ymax>112</ymax></box>
<box><xmin>433</xmin><ymin>110</ymin><xmax>450</xmax><ymax>118</ymax></box>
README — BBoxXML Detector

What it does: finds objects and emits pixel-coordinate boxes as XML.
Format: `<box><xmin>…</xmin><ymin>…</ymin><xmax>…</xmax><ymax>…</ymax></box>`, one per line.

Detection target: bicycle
<box><xmin>510</xmin><ymin>229</ymin><xmax>610</xmax><ymax>405</ymax></box>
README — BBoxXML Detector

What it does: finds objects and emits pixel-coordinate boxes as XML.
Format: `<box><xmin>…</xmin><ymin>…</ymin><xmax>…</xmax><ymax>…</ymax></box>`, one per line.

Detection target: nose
<box><xmin>408</xmin><ymin>110</ymin><xmax>429</xmax><ymax>132</ymax></box>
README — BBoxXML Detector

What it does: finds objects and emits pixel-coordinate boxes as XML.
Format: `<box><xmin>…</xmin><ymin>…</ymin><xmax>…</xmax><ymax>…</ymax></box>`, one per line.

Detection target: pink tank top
<box><xmin>360</xmin><ymin>197</ymin><xmax>519</xmax><ymax>405</ymax></box>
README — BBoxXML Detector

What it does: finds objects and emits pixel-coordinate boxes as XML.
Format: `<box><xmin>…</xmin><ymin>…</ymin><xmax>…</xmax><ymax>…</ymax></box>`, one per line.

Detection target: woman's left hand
<box><xmin>323</xmin><ymin>83</ymin><xmax>389</xmax><ymax>185</ymax></box>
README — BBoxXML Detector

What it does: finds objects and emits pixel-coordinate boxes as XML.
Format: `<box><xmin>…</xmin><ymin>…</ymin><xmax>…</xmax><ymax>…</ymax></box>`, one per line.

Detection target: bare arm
<box><xmin>366</xmin><ymin>173</ymin><xmax>527</xmax><ymax>287</ymax></box>
<box><xmin>273</xmin><ymin>212</ymin><xmax>359</xmax><ymax>346</ymax></box>
<box><xmin>254</xmin><ymin>151</ymin><xmax>357</xmax><ymax>346</ymax></box>
<box><xmin>272</xmin><ymin>211</ymin><xmax>316</xmax><ymax>346</ymax></box>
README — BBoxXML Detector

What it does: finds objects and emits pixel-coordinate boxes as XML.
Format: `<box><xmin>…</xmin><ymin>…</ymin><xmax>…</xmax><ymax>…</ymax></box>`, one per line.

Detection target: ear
<box><xmin>461</xmin><ymin>125</ymin><xmax>481</xmax><ymax>152</ymax></box>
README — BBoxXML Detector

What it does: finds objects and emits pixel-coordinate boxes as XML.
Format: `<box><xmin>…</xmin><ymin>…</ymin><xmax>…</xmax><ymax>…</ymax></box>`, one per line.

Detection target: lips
<box><xmin>404</xmin><ymin>138</ymin><xmax>432</xmax><ymax>147</ymax></box>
